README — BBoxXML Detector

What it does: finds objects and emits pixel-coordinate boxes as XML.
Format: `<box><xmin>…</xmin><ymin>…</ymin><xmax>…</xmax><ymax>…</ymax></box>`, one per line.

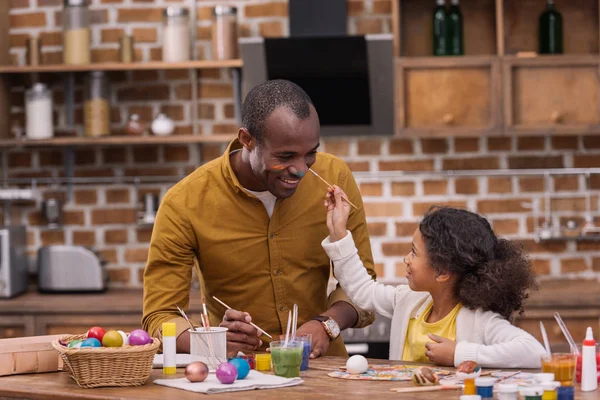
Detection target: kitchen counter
<box><xmin>0</xmin><ymin>356</ymin><xmax>594</xmax><ymax>400</ymax></box>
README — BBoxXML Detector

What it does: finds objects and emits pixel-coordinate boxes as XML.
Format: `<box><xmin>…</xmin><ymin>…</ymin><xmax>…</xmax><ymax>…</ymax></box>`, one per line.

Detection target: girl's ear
<box><xmin>435</xmin><ymin>271</ymin><xmax>452</xmax><ymax>284</ymax></box>
<box><xmin>238</xmin><ymin>128</ymin><xmax>255</xmax><ymax>151</ymax></box>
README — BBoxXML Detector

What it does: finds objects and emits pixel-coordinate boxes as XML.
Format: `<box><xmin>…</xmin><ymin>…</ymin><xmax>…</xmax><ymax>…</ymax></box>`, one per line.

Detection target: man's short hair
<box><xmin>241</xmin><ymin>79</ymin><xmax>314</xmax><ymax>143</ymax></box>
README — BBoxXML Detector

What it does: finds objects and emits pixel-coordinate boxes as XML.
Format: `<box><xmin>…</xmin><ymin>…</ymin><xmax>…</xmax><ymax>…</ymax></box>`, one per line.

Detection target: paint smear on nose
<box><xmin>288</xmin><ymin>166</ymin><xmax>305</xmax><ymax>177</ymax></box>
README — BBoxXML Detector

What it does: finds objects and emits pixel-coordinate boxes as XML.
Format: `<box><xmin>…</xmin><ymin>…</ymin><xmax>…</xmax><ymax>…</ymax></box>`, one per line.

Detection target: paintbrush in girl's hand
<box><xmin>308</xmin><ymin>168</ymin><xmax>359</xmax><ymax>210</ymax></box>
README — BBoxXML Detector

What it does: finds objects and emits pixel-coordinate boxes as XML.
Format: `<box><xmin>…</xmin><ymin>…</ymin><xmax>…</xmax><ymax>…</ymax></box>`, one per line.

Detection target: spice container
<box><xmin>25</xmin><ymin>83</ymin><xmax>53</xmax><ymax>140</ymax></box>
<box><xmin>124</xmin><ymin>114</ymin><xmax>145</xmax><ymax>136</ymax></box>
<box><xmin>151</xmin><ymin>114</ymin><xmax>174</xmax><ymax>136</ymax></box>
<box><xmin>562</xmin><ymin>220</ymin><xmax>581</xmax><ymax>238</ymax></box>
<box><xmin>84</xmin><ymin>71</ymin><xmax>110</xmax><ymax>137</ymax></box>
<box><xmin>212</xmin><ymin>5</ymin><xmax>238</xmax><ymax>60</ymax></box>
<box><xmin>119</xmin><ymin>34</ymin><xmax>134</xmax><ymax>63</ymax></box>
<box><xmin>63</xmin><ymin>0</ymin><xmax>91</xmax><ymax>65</ymax></box>
<box><xmin>26</xmin><ymin>36</ymin><xmax>42</xmax><ymax>66</ymax></box>
<box><xmin>162</xmin><ymin>7</ymin><xmax>190</xmax><ymax>62</ymax></box>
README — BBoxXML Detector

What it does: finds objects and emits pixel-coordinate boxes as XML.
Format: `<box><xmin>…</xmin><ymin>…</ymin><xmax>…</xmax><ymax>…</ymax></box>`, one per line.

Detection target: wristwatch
<box><xmin>312</xmin><ymin>315</ymin><xmax>340</xmax><ymax>340</ymax></box>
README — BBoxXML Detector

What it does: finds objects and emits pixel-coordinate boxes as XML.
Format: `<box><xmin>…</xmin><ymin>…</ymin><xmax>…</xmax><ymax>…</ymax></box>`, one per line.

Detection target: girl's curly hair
<box><xmin>419</xmin><ymin>206</ymin><xmax>537</xmax><ymax>320</ymax></box>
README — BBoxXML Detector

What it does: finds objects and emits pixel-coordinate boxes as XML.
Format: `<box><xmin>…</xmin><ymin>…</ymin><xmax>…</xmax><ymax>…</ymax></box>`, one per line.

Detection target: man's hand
<box><xmin>219</xmin><ymin>309</ymin><xmax>263</xmax><ymax>357</ymax></box>
<box><xmin>424</xmin><ymin>333</ymin><xmax>456</xmax><ymax>366</ymax></box>
<box><xmin>295</xmin><ymin>320</ymin><xmax>330</xmax><ymax>359</ymax></box>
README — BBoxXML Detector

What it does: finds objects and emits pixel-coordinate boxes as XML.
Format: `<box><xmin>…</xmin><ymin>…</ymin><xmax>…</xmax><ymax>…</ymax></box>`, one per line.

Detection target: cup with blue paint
<box><xmin>280</xmin><ymin>333</ymin><xmax>312</xmax><ymax>371</ymax></box>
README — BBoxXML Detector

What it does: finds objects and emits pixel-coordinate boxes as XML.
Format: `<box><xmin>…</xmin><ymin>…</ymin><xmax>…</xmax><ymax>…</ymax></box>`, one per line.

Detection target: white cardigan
<box><xmin>322</xmin><ymin>232</ymin><xmax>547</xmax><ymax>368</ymax></box>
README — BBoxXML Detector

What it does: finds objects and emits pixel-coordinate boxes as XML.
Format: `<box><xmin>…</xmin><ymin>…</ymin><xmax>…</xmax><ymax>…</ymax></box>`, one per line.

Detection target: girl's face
<box><xmin>403</xmin><ymin>228</ymin><xmax>439</xmax><ymax>292</ymax></box>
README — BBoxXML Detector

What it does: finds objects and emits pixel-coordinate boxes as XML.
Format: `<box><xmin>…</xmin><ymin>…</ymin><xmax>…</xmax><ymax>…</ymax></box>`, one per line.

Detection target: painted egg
<box><xmin>456</xmin><ymin>360</ymin><xmax>482</xmax><ymax>380</ymax></box>
<box><xmin>185</xmin><ymin>361</ymin><xmax>209</xmax><ymax>383</ymax></box>
<box><xmin>229</xmin><ymin>357</ymin><xmax>250</xmax><ymax>379</ymax></box>
<box><xmin>216</xmin><ymin>362</ymin><xmax>238</xmax><ymax>384</ymax></box>
<box><xmin>102</xmin><ymin>330</ymin><xmax>123</xmax><ymax>347</ymax></box>
<box><xmin>412</xmin><ymin>366</ymin><xmax>439</xmax><ymax>386</ymax></box>
<box><xmin>86</xmin><ymin>326</ymin><xmax>106</xmax><ymax>342</ymax></box>
<box><xmin>128</xmin><ymin>329</ymin><xmax>150</xmax><ymax>346</ymax></box>
<box><xmin>346</xmin><ymin>355</ymin><xmax>369</xmax><ymax>375</ymax></box>
<box><xmin>117</xmin><ymin>330</ymin><xmax>129</xmax><ymax>346</ymax></box>
<box><xmin>80</xmin><ymin>338</ymin><xmax>101</xmax><ymax>347</ymax></box>
<box><xmin>68</xmin><ymin>339</ymin><xmax>83</xmax><ymax>348</ymax></box>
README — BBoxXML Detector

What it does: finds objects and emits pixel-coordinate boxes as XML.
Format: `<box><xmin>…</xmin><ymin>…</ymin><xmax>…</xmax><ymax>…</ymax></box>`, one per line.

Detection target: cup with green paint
<box><xmin>269</xmin><ymin>340</ymin><xmax>303</xmax><ymax>378</ymax></box>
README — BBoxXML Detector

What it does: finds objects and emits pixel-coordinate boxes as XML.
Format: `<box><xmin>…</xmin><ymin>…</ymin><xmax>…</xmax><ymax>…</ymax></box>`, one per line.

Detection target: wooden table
<box><xmin>0</xmin><ymin>357</ymin><xmax>599</xmax><ymax>399</ymax></box>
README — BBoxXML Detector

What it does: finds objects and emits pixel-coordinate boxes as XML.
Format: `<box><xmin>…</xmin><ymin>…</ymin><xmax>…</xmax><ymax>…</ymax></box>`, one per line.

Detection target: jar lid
<box><xmin>556</xmin><ymin>385</ymin><xmax>575</xmax><ymax>394</ymax></box>
<box><xmin>64</xmin><ymin>0</ymin><xmax>88</xmax><ymax>6</ymax></box>
<box><xmin>213</xmin><ymin>5</ymin><xmax>238</xmax><ymax>16</ymax></box>
<box><xmin>540</xmin><ymin>381</ymin><xmax>560</xmax><ymax>390</ymax></box>
<box><xmin>474</xmin><ymin>377</ymin><xmax>496</xmax><ymax>387</ymax></box>
<box><xmin>459</xmin><ymin>396</ymin><xmax>481</xmax><ymax>400</ymax></box>
<box><xmin>163</xmin><ymin>7</ymin><xmax>189</xmax><ymax>17</ymax></box>
<box><xmin>533</xmin><ymin>372</ymin><xmax>555</xmax><ymax>383</ymax></box>
<box><xmin>29</xmin><ymin>82</ymin><xmax>49</xmax><ymax>93</ymax></box>
<box><xmin>496</xmin><ymin>383</ymin><xmax>518</xmax><ymax>393</ymax></box>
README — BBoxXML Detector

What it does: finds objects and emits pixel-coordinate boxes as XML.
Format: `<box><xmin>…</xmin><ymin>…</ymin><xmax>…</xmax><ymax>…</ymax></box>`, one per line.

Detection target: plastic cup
<box><xmin>270</xmin><ymin>340</ymin><xmax>303</xmax><ymax>378</ymax></box>
<box><xmin>279</xmin><ymin>333</ymin><xmax>312</xmax><ymax>371</ymax></box>
<box><xmin>541</xmin><ymin>353</ymin><xmax>577</xmax><ymax>386</ymax></box>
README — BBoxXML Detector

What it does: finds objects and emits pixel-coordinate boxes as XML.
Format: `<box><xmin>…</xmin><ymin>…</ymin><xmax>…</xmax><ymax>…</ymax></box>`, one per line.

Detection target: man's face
<box><xmin>248</xmin><ymin>105</ymin><xmax>320</xmax><ymax>199</ymax></box>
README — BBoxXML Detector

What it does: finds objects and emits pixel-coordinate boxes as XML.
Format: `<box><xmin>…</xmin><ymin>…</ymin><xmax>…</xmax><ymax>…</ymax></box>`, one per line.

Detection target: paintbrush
<box><xmin>390</xmin><ymin>385</ymin><xmax>462</xmax><ymax>393</ymax></box>
<box><xmin>212</xmin><ymin>296</ymin><xmax>273</xmax><ymax>339</ymax></box>
<box><xmin>308</xmin><ymin>168</ymin><xmax>359</xmax><ymax>210</ymax></box>
<box><xmin>176</xmin><ymin>304</ymin><xmax>197</xmax><ymax>332</ymax></box>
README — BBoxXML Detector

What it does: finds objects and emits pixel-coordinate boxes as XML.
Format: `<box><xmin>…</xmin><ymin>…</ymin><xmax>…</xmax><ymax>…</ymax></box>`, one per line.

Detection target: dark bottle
<box><xmin>539</xmin><ymin>0</ymin><xmax>563</xmax><ymax>54</ymax></box>
<box><xmin>448</xmin><ymin>0</ymin><xmax>463</xmax><ymax>55</ymax></box>
<box><xmin>433</xmin><ymin>0</ymin><xmax>448</xmax><ymax>56</ymax></box>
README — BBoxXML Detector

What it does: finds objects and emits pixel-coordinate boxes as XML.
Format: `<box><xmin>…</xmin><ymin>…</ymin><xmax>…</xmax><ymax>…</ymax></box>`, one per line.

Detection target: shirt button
<box><xmin>274</xmin><ymin>269</ymin><xmax>281</xmax><ymax>276</ymax></box>
<box><xmin>279</xmin><ymin>306</ymin><xmax>285</xmax><ymax>311</ymax></box>
<box><xmin>269</xmin><ymin>234</ymin><xmax>275</xmax><ymax>239</ymax></box>
<box><xmin>255</xmin><ymin>201</ymin><xmax>261</xmax><ymax>206</ymax></box>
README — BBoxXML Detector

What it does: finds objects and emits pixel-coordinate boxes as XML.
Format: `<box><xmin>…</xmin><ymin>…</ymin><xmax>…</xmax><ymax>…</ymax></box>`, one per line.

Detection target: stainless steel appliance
<box><xmin>0</xmin><ymin>226</ymin><xmax>29</xmax><ymax>298</ymax></box>
<box><xmin>37</xmin><ymin>246</ymin><xmax>108</xmax><ymax>293</ymax></box>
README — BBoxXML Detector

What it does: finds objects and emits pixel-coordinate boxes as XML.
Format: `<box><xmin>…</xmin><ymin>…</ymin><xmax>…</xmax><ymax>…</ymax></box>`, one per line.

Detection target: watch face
<box><xmin>325</xmin><ymin>319</ymin><xmax>340</xmax><ymax>339</ymax></box>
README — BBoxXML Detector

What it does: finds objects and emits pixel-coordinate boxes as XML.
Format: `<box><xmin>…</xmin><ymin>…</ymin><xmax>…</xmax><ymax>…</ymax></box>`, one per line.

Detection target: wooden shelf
<box><xmin>0</xmin><ymin>59</ymin><xmax>243</xmax><ymax>74</ymax></box>
<box><xmin>0</xmin><ymin>134</ymin><xmax>236</xmax><ymax>148</ymax></box>
<box><xmin>536</xmin><ymin>235</ymin><xmax>600</xmax><ymax>243</ymax></box>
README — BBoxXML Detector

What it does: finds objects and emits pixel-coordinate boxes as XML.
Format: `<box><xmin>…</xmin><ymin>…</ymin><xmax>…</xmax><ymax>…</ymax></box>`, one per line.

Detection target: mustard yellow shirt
<box><xmin>402</xmin><ymin>302</ymin><xmax>463</xmax><ymax>363</ymax></box>
<box><xmin>142</xmin><ymin>139</ymin><xmax>376</xmax><ymax>356</ymax></box>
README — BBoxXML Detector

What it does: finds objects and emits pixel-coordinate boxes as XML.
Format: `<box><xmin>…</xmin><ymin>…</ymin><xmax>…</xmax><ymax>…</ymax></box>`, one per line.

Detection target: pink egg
<box><xmin>216</xmin><ymin>362</ymin><xmax>238</xmax><ymax>384</ymax></box>
<box><xmin>128</xmin><ymin>329</ymin><xmax>150</xmax><ymax>346</ymax></box>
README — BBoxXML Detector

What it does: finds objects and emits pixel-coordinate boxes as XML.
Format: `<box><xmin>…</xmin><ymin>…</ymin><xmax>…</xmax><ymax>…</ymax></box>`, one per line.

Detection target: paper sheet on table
<box><xmin>154</xmin><ymin>370</ymin><xmax>303</xmax><ymax>394</ymax></box>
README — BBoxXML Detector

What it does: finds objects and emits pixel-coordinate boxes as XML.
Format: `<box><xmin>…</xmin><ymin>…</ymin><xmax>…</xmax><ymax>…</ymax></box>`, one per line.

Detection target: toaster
<box><xmin>37</xmin><ymin>246</ymin><xmax>108</xmax><ymax>293</ymax></box>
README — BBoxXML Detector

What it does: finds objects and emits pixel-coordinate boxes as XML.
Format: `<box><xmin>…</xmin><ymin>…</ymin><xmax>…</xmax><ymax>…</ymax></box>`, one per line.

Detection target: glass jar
<box><xmin>162</xmin><ymin>7</ymin><xmax>190</xmax><ymax>63</ymax></box>
<box><xmin>212</xmin><ymin>5</ymin><xmax>239</xmax><ymax>60</ymax></box>
<box><xmin>63</xmin><ymin>0</ymin><xmax>90</xmax><ymax>65</ymax></box>
<box><xmin>25</xmin><ymin>83</ymin><xmax>53</xmax><ymax>140</ymax></box>
<box><xmin>84</xmin><ymin>71</ymin><xmax>110</xmax><ymax>137</ymax></box>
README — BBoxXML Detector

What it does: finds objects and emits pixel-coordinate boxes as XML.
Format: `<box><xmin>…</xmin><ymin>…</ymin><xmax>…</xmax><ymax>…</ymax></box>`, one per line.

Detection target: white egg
<box><xmin>117</xmin><ymin>330</ymin><xmax>129</xmax><ymax>346</ymax></box>
<box><xmin>346</xmin><ymin>355</ymin><xmax>369</xmax><ymax>375</ymax></box>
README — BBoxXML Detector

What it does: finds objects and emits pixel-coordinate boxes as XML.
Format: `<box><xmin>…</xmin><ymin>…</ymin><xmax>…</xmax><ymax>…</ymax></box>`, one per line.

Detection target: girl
<box><xmin>322</xmin><ymin>186</ymin><xmax>546</xmax><ymax>368</ymax></box>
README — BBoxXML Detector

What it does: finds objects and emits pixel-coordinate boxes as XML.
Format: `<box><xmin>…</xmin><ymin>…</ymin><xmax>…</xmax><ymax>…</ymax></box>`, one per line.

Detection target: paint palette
<box><xmin>328</xmin><ymin>364</ymin><xmax>452</xmax><ymax>381</ymax></box>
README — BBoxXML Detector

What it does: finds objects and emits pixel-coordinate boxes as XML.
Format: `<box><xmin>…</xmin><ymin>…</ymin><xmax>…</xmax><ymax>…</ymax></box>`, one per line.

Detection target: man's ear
<box><xmin>238</xmin><ymin>128</ymin><xmax>255</xmax><ymax>151</ymax></box>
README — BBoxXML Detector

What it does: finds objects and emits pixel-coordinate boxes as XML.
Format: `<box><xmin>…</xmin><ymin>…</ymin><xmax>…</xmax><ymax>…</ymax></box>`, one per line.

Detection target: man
<box><xmin>142</xmin><ymin>79</ymin><xmax>376</xmax><ymax>358</ymax></box>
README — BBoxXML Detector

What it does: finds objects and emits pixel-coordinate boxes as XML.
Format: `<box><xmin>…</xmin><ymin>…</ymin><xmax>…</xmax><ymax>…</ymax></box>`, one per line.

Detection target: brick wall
<box><xmin>7</xmin><ymin>1</ymin><xmax>600</xmax><ymax>288</ymax></box>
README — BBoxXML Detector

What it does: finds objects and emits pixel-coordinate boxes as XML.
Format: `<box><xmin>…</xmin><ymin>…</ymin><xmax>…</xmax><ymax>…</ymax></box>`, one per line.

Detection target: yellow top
<box><xmin>142</xmin><ymin>139</ymin><xmax>376</xmax><ymax>356</ymax></box>
<box><xmin>402</xmin><ymin>302</ymin><xmax>463</xmax><ymax>363</ymax></box>
<box><xmin>162</xmin><ymin>322</ymin><xmax>176</xmax><ymax>337</ymax></box>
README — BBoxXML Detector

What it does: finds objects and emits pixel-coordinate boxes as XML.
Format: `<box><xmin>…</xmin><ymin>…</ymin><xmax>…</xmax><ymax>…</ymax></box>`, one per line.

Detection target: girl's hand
<box><xmin>424</xmin><ymin>334</ymin><xmax>456</xmax><ymax>367</ymax></box>
<box><xmin>324</xmin><ymin>185</ymin><xmax>350</xmax><ymax>242</ymax></box>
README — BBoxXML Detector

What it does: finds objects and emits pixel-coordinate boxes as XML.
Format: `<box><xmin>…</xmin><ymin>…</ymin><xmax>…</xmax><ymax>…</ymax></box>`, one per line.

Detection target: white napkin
<box><xmin>154</xmin><ymin>370</ymin><xmax>303</xmax><ymax>394</ymax></box>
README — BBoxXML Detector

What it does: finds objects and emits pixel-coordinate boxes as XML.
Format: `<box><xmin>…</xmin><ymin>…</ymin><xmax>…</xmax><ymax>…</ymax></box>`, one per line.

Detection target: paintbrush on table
<box><xmin>308</xmin><ymin>168</ymin><xmax>359</xmax><ymax>210</ymax></box>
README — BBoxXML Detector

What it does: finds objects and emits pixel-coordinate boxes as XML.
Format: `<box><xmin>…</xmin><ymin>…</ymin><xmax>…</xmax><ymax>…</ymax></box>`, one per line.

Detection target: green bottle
<box><xmin>539</xmin><ymin>0</ymin><xmax>563</xmax><ymax>54</ymax></box>
<box><xmin>433</xmin><ymin>0</ymin><xmax>448</xmax><ymax>56</ymax></box>
<box><xmin>448</xmin><ymin>0</ymin><xmax>463</xmax><ymax>55</ymax></box>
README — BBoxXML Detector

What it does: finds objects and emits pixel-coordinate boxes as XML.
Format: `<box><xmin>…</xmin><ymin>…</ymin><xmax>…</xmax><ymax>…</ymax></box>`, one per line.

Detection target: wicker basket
<box><xmin>52</xmin><ymin>334</ymin><xmax>161</xmax><ymax>388</ymax></box>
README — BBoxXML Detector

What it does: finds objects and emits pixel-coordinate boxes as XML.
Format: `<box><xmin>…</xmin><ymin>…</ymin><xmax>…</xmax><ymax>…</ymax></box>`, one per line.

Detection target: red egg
<box><xmin>185</xmin><ymin>362</ymin><xmax>209</xmax><ymax>383</ymax></box>
<box><xmin>86</xmin><ymin>326</ymin><xmax>106</xmax><ymax>342</ymax></box>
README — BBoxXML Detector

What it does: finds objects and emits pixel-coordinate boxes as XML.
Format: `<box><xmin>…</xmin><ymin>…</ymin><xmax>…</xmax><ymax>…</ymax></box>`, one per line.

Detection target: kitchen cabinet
<box><xmin>391</xmin><ymin>0</ymin><xmax>600</xmax><ymax>137</ymax></box>
<box><xmin>503</xmin><ymin>55</ymin><xmax>600</xmax><ymax>135</ymax></box>
<box><xmin>395</xmin><ymin>56</ymin><xmax>501</xmax><ymax>137</ymax></box>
